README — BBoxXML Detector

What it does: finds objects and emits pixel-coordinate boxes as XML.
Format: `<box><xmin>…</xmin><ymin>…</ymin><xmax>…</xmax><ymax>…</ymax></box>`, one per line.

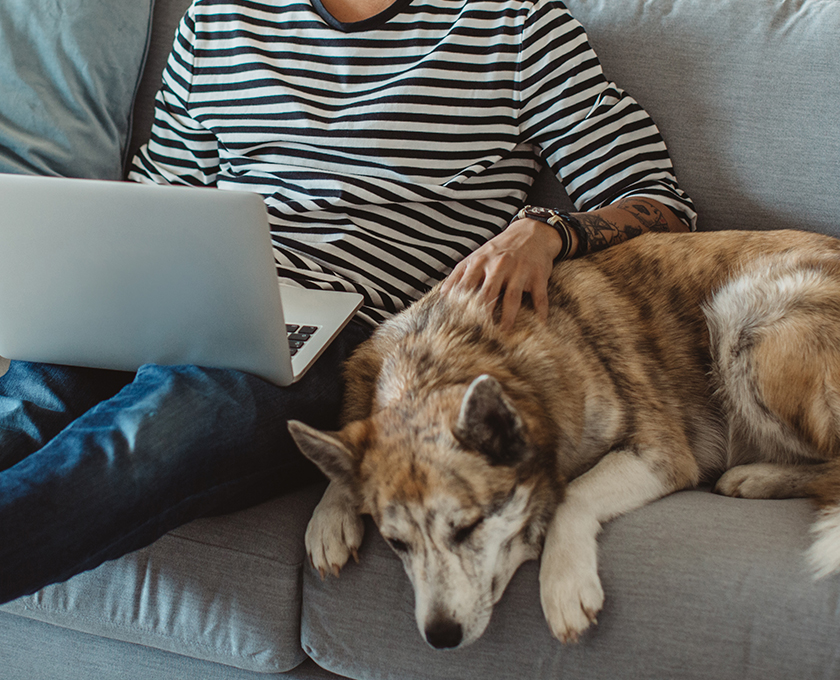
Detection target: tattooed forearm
<box><xmin>574</xmin><ymin>212</ymin><xmax>642</xmax><ymax>252</ymax></box>
<box><xmin>618</xmin><ymin>197</ymin><xmax>672</xmax><ymax>233</ymax></box>
<box><xmin>570</xmin><ymin>197</ymin><xmax>684</xmax><ymax>256</ymax></box>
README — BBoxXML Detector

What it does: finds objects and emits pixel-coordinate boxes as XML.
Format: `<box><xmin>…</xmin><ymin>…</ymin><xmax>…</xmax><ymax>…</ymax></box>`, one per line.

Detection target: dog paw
<box><xmin>714</xmin><ymin>464</ymin><xmax>791</xmax><ymax>499</ymax></box>
<box><xmin>305</xmin><ymin>483</ymin><xmax>364</xmax><ymax>579</ymax></box>
<box><xmin>539</xmin><ymin>558</ymin><xmax>604</xmax><ymax>644</ymax></box>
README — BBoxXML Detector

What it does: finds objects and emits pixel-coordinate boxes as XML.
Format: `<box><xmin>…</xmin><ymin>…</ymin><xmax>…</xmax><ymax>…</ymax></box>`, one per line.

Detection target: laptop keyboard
<box><xmin>286</xmin><ymin>324</ymin><xmax>319</xmax><ymax>356</ymax></box>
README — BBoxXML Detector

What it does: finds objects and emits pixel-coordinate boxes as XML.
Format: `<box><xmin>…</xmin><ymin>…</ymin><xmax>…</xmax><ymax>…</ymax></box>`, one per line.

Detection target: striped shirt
<box><xmin>129</xmin><ymin>0</ymin><xmax>696</xmax><ymax>325</ymax></box>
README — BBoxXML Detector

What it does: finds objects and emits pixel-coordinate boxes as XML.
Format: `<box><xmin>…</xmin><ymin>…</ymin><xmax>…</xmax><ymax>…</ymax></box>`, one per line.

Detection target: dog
<box><xmin>289</xmin><ymin>229</ymin><xmax>840</xmax><ymax>649</ymax></box>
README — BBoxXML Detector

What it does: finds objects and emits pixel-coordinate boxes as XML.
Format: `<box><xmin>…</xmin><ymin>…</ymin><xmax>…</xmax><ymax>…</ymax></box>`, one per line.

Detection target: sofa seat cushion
<box><xmin>1</xmin><ymin>483</ymin><xmax>326</xmax><ymax>674</ymax></box>
<box><xmin>0</xmin><ymin>0</ymin><xmax>154</xmax><ymax>179</ymax></box>
<box><xmin>302</xmin><ymin>489</ymin><xmax>840</xmax><ymax>680</ymax></box>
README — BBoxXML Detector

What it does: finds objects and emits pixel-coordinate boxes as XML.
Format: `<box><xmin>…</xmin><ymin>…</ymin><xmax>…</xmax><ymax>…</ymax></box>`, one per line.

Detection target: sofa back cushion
<box><xmin>561</xmin><ymin>0</ymin><xmax>840</xmax><ymax>235</ymax></box>
<box><xmin>0</xmin><ymin>0</ymin><xmax>154</xmax><ymax>179</ymax></box>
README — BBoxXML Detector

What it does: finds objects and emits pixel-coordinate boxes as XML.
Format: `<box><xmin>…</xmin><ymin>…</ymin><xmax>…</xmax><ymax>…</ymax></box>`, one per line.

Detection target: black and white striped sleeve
<box><xmin>129</xmin><ymin>7</ymin><xmax>220</xmax><ymax>187</ymax></box>
<box><xmin>517</xmin><ymin>0</ymin><xmax>696</xmax><ymax>228</ymax></box>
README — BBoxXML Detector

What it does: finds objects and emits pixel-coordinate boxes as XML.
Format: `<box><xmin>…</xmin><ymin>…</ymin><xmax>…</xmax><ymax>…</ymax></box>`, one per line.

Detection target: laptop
<box><xmin>0</xmin><ymin>174</ymin><xmax>363</xmax><ymax>386</ymax></box>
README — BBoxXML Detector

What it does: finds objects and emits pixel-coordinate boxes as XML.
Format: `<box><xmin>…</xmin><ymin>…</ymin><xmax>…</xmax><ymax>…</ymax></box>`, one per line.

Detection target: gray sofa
<box><xmin>1</xmin><ymin>0</ymin><xmax>839</xmax><ymax>678</ymax></box>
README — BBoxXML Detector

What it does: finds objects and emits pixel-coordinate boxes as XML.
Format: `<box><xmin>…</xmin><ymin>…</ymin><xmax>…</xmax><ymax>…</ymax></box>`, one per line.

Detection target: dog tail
<box><xmin>807</xmin><ymin>467</ymin><xmax>840</xmax><ymax>578</ymax></box>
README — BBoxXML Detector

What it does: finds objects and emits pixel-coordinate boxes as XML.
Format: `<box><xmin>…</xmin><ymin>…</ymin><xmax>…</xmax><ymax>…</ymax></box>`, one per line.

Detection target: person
<box><xmin>0</xmin><ymin>0</ymin><xmax>695</xmax><ymax>603</ymax></box>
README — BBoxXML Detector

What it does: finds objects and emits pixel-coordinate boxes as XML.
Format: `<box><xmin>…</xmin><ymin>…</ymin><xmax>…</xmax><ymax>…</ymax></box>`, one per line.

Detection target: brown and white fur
<box><xmin>289</xmin><ymin>229</ymin><xmax>840</xmax><ymax>649</ymax></box>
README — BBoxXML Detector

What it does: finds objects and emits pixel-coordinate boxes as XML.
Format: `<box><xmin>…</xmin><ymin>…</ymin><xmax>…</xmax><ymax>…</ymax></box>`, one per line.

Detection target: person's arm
<box><xmin>564</xmin><ymin>196</ymin><xmax>689</xmax><ymax>254</ymax></box>
<box><xmin>440</xmin><ymin>196</ymin><xmax>686</xmax><ymax>330</ymax></box>
<box><xmin>443</xmin><ymin>3</ymin><xmax>695</xmax><ymax>330</ymax></box>
<box><xmin>128</xmin><ymin>7</ymin><xmax>220</xmax><ymax>187</ymax></box>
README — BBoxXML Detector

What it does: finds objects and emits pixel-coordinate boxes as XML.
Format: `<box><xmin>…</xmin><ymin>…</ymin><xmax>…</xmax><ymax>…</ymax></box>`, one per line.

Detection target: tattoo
<box><xmin>574</xmin><ymin>212</ymin><xmax>643</xmax><ymax>253</ymax></box>
<box><xmin>572</xmin><ymin>197</ymin><xmax>673</xmax><ymax>255</ymax></box>
<box><xmin>619</xmin><ymin>197</ymin><xmax>671</xmax><ymax>233</ymax></box>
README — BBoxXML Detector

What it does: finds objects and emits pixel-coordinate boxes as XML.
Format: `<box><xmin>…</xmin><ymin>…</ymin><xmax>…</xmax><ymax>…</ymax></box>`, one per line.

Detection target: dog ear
<box><xmin>452</xmin><ymin>374</ymin><xmax>527</xmax><ymax>466</ymax></box>
<box><xmin>288</xmin><ymin>420</ymin><xmax>358</xmax><ymax>486</ymax></box>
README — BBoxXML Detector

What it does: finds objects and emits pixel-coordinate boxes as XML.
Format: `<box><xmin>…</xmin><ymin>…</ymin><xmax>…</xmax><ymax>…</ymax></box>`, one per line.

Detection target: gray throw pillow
<box><xmin>0</xmin><ymin>0</ymin><xmax>155</xmax><ymax>179</ymax></box>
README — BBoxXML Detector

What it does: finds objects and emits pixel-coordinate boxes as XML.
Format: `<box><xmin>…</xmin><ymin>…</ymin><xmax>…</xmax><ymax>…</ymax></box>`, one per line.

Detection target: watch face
<box><xmin>525</xmin><ymin>206</ymin><xmax>554</xmax><ymax>222</ymax></box>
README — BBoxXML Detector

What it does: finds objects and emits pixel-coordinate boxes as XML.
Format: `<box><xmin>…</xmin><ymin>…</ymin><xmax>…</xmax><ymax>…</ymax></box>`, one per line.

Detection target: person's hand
<box><xmin>440</xmin><ymin>218</ymin><xmax>563</xmax><ymax>331</ymax></box>
<box><xmin>440</xmin><ymin>198</ymin><xmax>687</xmax><ymax>331</ymax></box>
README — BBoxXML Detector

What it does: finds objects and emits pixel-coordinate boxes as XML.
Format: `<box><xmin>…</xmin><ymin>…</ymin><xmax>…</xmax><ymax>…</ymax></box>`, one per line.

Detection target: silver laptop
<box><xmin>0</xmin><ymin>174</ymin><xmax>363</xmax><ymax>386</ymax></box>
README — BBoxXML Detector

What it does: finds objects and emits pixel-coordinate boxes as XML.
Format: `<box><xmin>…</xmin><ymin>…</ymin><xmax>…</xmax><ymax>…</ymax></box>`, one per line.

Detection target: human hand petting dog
<box><xmin>440</xmin><ymin>198</ymin><xmax>686</xmax><ymax>331</ymax></box>
<box><xmin>440</xmin><ymin>217</ymin><xmax>564</xmax><ymax>331</ymax></box>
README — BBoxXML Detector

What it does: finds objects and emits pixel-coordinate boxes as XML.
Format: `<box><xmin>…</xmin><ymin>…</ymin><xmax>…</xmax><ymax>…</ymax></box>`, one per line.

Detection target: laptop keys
<box><xmin>286</xmin><ymin>324</ymin><xmax>318</xmax><ymax>356</ymax></box>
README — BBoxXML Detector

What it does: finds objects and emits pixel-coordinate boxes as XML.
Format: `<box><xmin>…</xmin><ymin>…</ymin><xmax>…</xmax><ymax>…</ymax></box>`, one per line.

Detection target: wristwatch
<box><xmin>515</xmin><ymin>205</ymin><xmax>589</xmax><ymax>259</ymax></box>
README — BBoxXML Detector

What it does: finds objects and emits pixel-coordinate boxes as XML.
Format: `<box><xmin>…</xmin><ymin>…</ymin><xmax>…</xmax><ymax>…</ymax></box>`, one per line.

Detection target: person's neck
<box><xmin>319</xmin><ymin>0</ymin><xmax>397</xmax><ymax>23</ymax></box>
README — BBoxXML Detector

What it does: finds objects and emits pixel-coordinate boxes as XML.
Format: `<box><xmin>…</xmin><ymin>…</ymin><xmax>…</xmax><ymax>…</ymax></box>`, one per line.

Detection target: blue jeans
<box><xmin>0</xmin><ymin>320</ymin><xmax>371</xmax><ymax>603</ymax></box>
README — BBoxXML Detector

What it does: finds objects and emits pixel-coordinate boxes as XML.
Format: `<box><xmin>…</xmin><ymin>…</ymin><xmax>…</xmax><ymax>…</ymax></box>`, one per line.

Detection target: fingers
<box><xmin>531</xmin><ymin>280</ymin><xmax>550</xmax><ymax>323</ymax></box>
<box><xmin>440</xmin><ymin>219</ymin><xmax>556</xmax><ymax>329</ymax></box>
<box><xmin>498</xmin><ymin>271</ymin><xmax>550</xmax><ymax>331</ymax></box>
<box><xmin>440</xmin><ymin>255</ymin><xmax>488</xmax><ymax>299</ymax></box>
<box><xmin>439</xmin><ymin>261</ymin><xmax>464</xmax><ymax>295</ymax></box>
<box><xmin>499</xmin><ymin>291</ymin><xmax>521</xmax><ymax>331</ymax></box>
<box><xmin>444</xmin><ymin>257</ymin><xmax>548</xmax><ymax>331</ymax></box>
<box><xmin>445</xmin><ymin>251</ymin><xmax>507</xmax><ymax>305</ymax></box>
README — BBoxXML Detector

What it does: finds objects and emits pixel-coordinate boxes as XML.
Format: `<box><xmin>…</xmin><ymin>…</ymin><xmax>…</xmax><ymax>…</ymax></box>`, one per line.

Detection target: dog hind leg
<box><xmin>715</xmin><ymin>461</ymin><xmax>828</xmax><ymax>499</ymax></box>
<box><xmin>714</xmin><ymin>460</ymin><xmax>840</xmax><ymax>580</ymax></box>
<box><xmin>710</xmin><ymin>260</ymin><xmax>840</xmax><ymax>463</ymax></box>
<box><xmin>749</xmin><ymin>301</ymin><xmax>840</xmax><ymax>578</ymax></box>
<box><xmin>710</xmin><ymin>264</ymin><xmax>840</xmax><ymax>577</ymax></box>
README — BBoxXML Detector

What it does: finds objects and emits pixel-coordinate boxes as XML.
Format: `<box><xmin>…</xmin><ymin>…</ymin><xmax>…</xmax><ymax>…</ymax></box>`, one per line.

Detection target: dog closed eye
<box><xmin>453</xmin><ymin>517</ymin><xmax>484</xmax><ymax>545</ymax></box>
<box><xmin>387</xmin><ymin>538</ymin><xmax>410</xmax><ymax>553</ymax></box>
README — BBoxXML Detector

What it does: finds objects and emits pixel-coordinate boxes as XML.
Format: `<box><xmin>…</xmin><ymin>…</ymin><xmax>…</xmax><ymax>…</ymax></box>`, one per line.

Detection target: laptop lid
<box><xmin>0</xmin><ymin>174</ymin><xmax>362</xmax><ymax>386</ymax></box>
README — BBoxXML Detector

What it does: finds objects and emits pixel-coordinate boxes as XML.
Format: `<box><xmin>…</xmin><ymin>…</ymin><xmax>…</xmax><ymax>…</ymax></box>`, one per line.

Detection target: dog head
<box><xmin>290</xmin><ymin>374</ymin><xmax>561</xmax><ymax>649</ymax></box>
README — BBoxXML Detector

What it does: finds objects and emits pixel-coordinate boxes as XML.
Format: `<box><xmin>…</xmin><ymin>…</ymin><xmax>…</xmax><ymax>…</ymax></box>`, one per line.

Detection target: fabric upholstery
<box><xmin>2</xmin><ymin>0</ymin><xmax>840</xmax><ymax>677</ymax></box>
<box><xmin>0</xmin><ymin>0</ymin><xmax>154</xmax><ymax>179</ymax></box>
<box><xmin>1</xmin><ymin>485</ymin><xmax>325</xmax><ymax>673</ymax></box>
<box><xmin>563</xmin><ymin>0</ymin><xmax>840</xmax><ymax>236</ymax></box>
<box><xmin>303</xmin><ymin>490</ymin><xmax>840</xmax><ymax>680</ymax></box>
<box><xmin>0</xmin><ymin>614</ymin><xmax>344</xmax><ymax>680</ymax></box>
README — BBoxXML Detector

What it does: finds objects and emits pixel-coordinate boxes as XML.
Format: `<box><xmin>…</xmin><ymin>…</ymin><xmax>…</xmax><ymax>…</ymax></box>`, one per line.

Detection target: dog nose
<box><xmin>425</xmin><ymin>619</ymin><xmax>463</xmax><ymax>649</ymax></box>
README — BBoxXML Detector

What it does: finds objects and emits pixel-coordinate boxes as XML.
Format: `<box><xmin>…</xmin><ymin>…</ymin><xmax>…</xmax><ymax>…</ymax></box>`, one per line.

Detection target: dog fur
<box><xmin>289</xmin><ymin>229</ymin><xmax>840</xmax><ymax>649</ymax></box>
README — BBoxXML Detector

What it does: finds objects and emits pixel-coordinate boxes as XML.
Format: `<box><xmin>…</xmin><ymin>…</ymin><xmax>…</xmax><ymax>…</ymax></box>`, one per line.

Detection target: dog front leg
<box><xmin>305</xmin><ymin>480</ymin><xmax>365</xmax><ymax>579</ymax></box>
<box><xmin>539</xmin><ymin>448</ymin><xmax>676</xmax><ymax>643</ymax></box>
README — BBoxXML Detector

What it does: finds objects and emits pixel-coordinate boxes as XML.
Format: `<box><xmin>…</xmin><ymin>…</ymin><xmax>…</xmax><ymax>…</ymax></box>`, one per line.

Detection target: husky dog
<box><xmin>289</xmin><ymin>229</ymin><xmax>840</xmax><ymax>649</ymax></box>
